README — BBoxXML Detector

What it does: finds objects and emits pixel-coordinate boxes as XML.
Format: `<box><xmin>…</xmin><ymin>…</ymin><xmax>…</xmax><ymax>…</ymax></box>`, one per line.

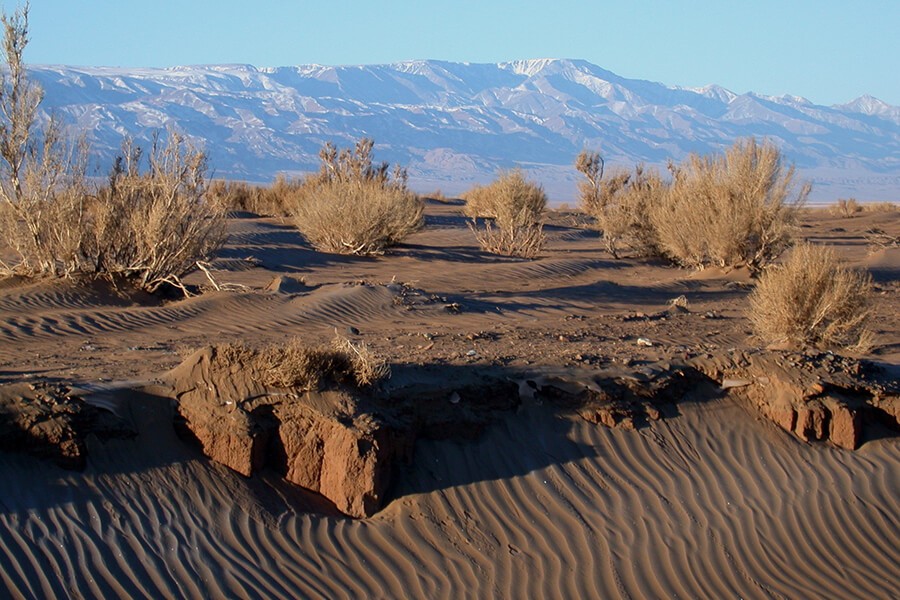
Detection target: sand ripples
<box><xmin>0</xmin><ymin>283</ymin><xmax>403</xmax><ymax>349</ymax></box>
<box><xmin>2</xmin><ymin>394</ymin><xmax>899</xmax><ymax>599</ymax></box>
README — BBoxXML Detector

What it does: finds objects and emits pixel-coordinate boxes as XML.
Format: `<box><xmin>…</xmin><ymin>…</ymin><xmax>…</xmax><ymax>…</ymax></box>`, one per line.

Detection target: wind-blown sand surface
<box><xmin>1</xmin><ymin>202</ymin><xmax>899</xmax><ymax>599</ymax></box>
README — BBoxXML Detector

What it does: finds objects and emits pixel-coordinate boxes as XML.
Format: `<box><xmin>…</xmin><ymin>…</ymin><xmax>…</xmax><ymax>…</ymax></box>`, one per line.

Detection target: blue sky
<box><xmin>23</xmin><ymin>0</ymin><xmax>900</xmax><ymax>106</ymax></box>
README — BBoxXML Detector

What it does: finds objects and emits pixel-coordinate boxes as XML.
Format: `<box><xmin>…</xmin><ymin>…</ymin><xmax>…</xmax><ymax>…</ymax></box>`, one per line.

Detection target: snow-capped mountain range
<box><xmin>31</xmin><ymin>58</ymin><xmax>900</xmax><ymax>203</ymax></box>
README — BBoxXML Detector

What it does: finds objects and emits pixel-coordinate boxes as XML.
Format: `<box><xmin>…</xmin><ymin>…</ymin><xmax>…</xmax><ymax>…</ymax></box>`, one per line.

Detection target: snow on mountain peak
<box><xmin>27</xmin><ymin>59</ymin><xmax>900</xmax><ymax>203</ymax></box>
<box><xmin>689</xmin><ymin>84</ymin><xmax>737</xmax><ymax>103</ymax></box>
<box><xmin>501</xmin><ymin>58</ymin><xmax>567</xmax><ymax>77</ymax></box>
<box><xmin>841</xmin><ymin>94</ymin><xmax>891</xmax><ymax>113</ymax></box>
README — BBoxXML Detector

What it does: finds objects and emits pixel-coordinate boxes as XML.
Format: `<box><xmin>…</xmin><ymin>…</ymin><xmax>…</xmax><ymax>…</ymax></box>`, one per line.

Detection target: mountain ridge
<box><xmin>30</xmin><ymin>58</ymin><xmax>900</xmax><ymax>202</ymax></box>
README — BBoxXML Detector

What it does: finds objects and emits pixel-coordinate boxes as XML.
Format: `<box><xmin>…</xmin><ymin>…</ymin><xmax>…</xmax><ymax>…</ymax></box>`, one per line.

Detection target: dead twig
<box><xmin>196</xmin><ymin>261</ymin><xmax>221</xmax><ymax>291</ymax></box>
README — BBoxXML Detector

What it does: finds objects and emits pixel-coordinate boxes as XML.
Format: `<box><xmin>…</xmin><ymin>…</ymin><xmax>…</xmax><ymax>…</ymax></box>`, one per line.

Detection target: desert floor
<box><xmin>1</xmin><ymin>202</ymin><xmax>899</xmax><ymax>599</ymax></box>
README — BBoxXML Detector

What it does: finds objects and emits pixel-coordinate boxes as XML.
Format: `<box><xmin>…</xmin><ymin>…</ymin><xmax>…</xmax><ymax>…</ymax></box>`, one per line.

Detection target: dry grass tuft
<box><xmin>224</xmin><ymin>336</ymin><xmax>389</xmax><ymax>391</ymax></box>
<box><xmin>465</xmin><ymin>169</ymin><xmax>547</xmax><ymax>258</ymax></box>
<box><xmin>649</xmin><ymin>137</ymin><xmax>809</xmax><ymax>271</ymax></box>
<box><xmin>262</xmin><ymin>338</ymin><xmax>351</xmax><ymax>390</ymax></box>
<box><xmin>289</xmin><ymin>138</ymin><xmax>423</xmax><ymax>255</ymax></box>
<box><xmin>330</xmin><ymin>335</ymin><xmax>391</xmax><ymax>387</ymax></box>
<box><xmin>749</xmin><ymin>242</ymin><xmax>873</xmax><ymax>351</ymax></box>
<box><xmin>830</xmin><ymin>197</ymin><xmax>862</xmax><ymax>218</ymax></box>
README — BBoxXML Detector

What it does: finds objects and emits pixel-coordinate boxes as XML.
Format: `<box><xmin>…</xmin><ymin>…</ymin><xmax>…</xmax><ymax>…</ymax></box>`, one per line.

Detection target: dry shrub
<box><xmin>0</xmin><ymin>10</ymin><xmax>225</xmax><ymax>292</ymax></box>
<box><xmin>830</xmin><ymin>197</ymin><xmax>862</xmax><ymax>218</ymax></box>
<box><xmin>426</xmin><ymin>189</ymin><xmax>453</xmax><ymax>203</ymax></box>
<box><xmin>88</xmin><ymin>133</ymin><xmax>226</xmax><ymax>293</ymax></box>
<box><xmin>865</xmin><ymin>228</ymin><xmax>900</xmax><ymax>251</ymax></box>
<box><xmin>290</xmin><ymin>138</ymin><xmax>423</xmax><ymax>255</ymax></box>
<box><xmin>576</xmin><ymin>151</ymin><xmax>663</xmax><ymax>258</ymax></box>
<box><xmin>863</xmin><ymin>201</ymin><xmax>897</xmax><ymax>213</ymax></box>
<box><xmin>207</xmin><ymin>175</ymin><xmax>300</xmax><ymax>216</ymax></box>
<box><xmin>309</xmin><ymin>137</ymin><xmax>408</xmax><ymax>189</ymax></box>
<box><xmin>262</xmin><ymin>338</ymin><xmax>350</xmax><ymax>390</ymax></box>
<box><xmin>463</xmin><ymin>168</ymin><xmax>545</xmax><ymax>222</ymax></box>
<box><xmin>207</xmin><ymin>180</ymin><xmax>255</xmax><ymax>213</ymax></box>
<box><xmin>649</xmin><ymin>137</ymin><xmax>809</xmax><ymax>271</ymax></box>
<box><xmin>293</xmin><ymin>180</ymin><xmax>423</xmax><ymax>255</ymax></box>
<box><xmin>462</xmin><ymin>183</ymin><xmax>495</xmax><ymax>218</ymax></box>
<box><xmin>233</xmin><ymin>336</ymin><xmax>389</xmax><ymax>390</ymax></box>
<box><xmin>0</xmin><ymin>7</ymin><xmax>90</xmax><ymax>277</ymax></box>
<box><xmin>466</xmin><ymin>169</ymin><xmax>547</xmax><ymax>258</ymax></box>
<box><xmin>749</xmin><ymin>242</ymin><xmax>872</xmax><ymax>351</ymax></box>
<box><xmin>574</xmin><ymin>150</ymin><xmax>606</xmax><ymax>213</ymax></box>
<box><xmin>0</xmin><ymin>127</ymin><xmax>90</xmax><ymax>277</ymax></box>
<box><xmin>470</xmin><ymin>218</ymin><xmax>546</xmax><ymax>259</ymax></box>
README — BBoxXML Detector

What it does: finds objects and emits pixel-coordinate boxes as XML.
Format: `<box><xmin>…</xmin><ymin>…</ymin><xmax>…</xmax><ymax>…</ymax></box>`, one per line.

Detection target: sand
<box><xmin>1</xmin><ymin>203</ymin><xmax>899</xmax><ymax>599</ymax></box>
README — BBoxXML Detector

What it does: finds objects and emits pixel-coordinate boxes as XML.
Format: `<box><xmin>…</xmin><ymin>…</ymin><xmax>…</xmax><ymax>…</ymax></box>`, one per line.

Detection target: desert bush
<box><xmin>0</xmin><ymin>9</ymin><xmax>225</xmax><ymax>293</ymax></box>
<box><xmin>831</xmin><ymin>197</ymin><xmax>862</xmax><ymax>218</ymax></box>
<box><xmin>290</xmin><ymin>138</ymin><xmax>423</xmax><ymax>255</ymax></box>
<box><xmin>0</xmin><ymin>6</ymin><xmax>91</xmax><ymax>277</ymax></box>
<box><xmin>471</xmin><ymin>216</ymin><xmax>546</xmax><ymax>258</ymax></box>
<box><xmin>310</xmin><ymin>137</ymin><xmax>409</xmax><ymax>189</ymax></box>
<box><xmin>649</xmin><ymin>137</ymin><xmax>809</xmax><ymax>271</ymax></box>
<box><xmin>461</xmin><ymin>183</ymin><xmax>492</xmax><ymax>218</ymax></box>
<box><xmin>207</xmin><ymin>175</ymin><xmax>300</xmax><ymax>216</ymax></box>
<box><xmin>574</xmin><ymin>150</ymin><xmax>605</xmax><ymax>214</ymax></box>
<box><xmin>463</xmin><ymin>168</ymin><xmax>545</xmax><ymax>223</ymax></box>
<box><xmin>425</xmin><ymin>189</ymin><xmax>453</xmax><ymax>203</ymax></box>
<box><xmin>576</xmin><ymin>151</ymin><xmax>664</xmax><ymax>258</ymax></box>
<box><xmin>465</xmin><ymin>169</ymin><xmax>547</xmax><ymax>258</ymax></box>
<box><xmin>88</xmin><ymin>133</ymin><xmax>226</xmax><ymax>293</ymax></box>
<box><xmin>862</xmin><ymin>201</ymin><xmax>897</xmax><ymax>212</ymax></box>
<box><xmin>292</xmin><ymin>180</ymin><xmax>422</xmax><ymax>255</ymax></box>
<box><xmin>749</xmin><ymin>242</ymin><xmax>872</xmax><ymax>350</ymax></box>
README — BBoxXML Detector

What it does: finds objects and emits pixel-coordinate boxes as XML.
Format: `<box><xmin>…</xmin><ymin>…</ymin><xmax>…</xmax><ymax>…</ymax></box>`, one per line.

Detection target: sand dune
<box><xmin>1</xmin><ymin>204</ymin><xmax>899</xmax><ymax>598</ymax></box>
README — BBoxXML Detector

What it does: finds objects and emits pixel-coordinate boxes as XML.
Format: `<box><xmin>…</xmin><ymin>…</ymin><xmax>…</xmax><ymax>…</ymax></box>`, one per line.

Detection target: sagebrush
<box><xmin>207</xmin><ymin>175</ymin><xmax>300</xmax><ymax>217</ymax></box>
<box><xmin>749</xmin><ymin>242</ymin><xmax>872</xmax><ymax>350</ymax></box>
<box><xmin>649</xmin><ymin>137</ymin><xmax>809</xmax><ymax>270</ymax></box>
<box><xmin>863</xmin><ymin>201</ymin><xmax>897</xmax><ymax>213</ymax></box>
<box><xmin>89</xmin><ymin>133</ymin><xmax>226</xmax><ymax>293</ymax></box>
<box><xmin>0</xmin><ymin>6</ymin><xmax>89</xmax><ymax>277</ymax></box>
<box><xmin>577</xmin><ymin>139</ymin><xmax>808</xmax><ymax>269</ymax></box>
<box><xmin>831</xmin><ymin>197</ymin><xmax>861</xmax><ymax>218</ymax></box>
<box><xmin>575</xmin><ymin>151</ymin><xmax>662</xmax><ymax>258</ymax></box>
<box><xmin>290</xmin><ymin>138</ymin><xmax>423</xmax><ymax>255</ymax></box>
<box><xmin>465</xmin><ymin>169</ymin><xmax>546</xmax><ymax>258</ymax></box>
<box><xmin>0</xmin><ymin>8</ymin><xmax>225</xmax><ymax>292</ymax></box>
